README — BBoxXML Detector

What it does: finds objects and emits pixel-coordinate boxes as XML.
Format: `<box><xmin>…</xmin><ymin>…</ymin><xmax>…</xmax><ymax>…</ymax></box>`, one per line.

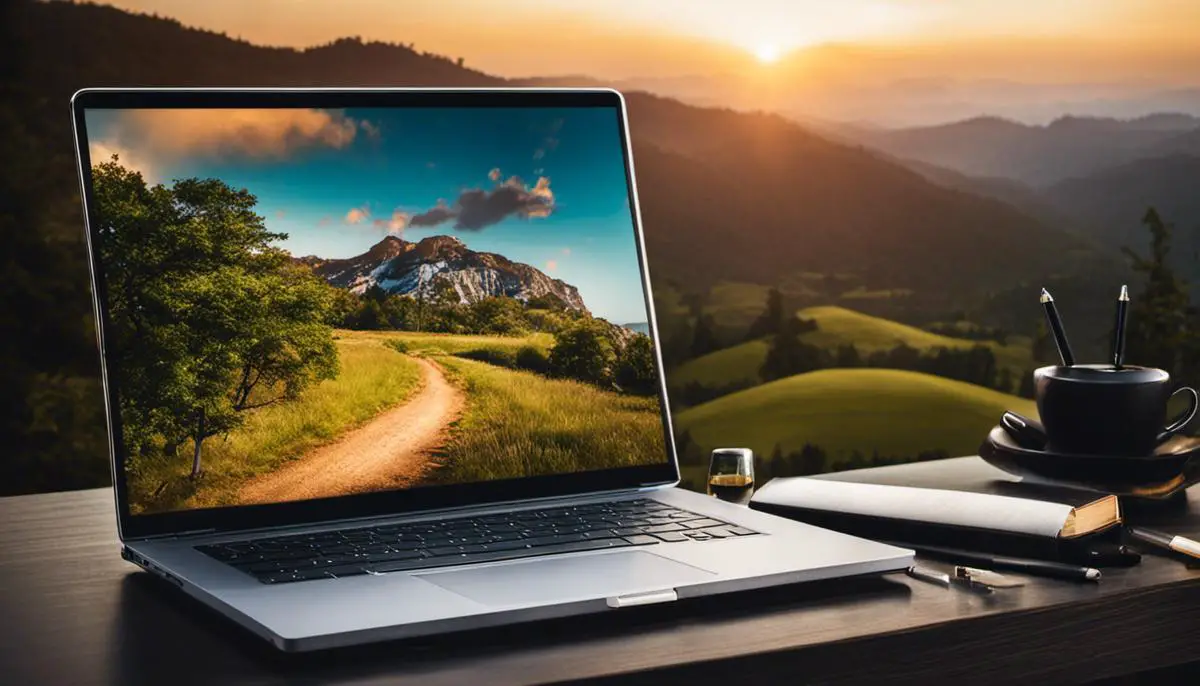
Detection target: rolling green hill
<box><xmin>674</xmin><ymin>368</ymin><xmax>1037</xmax><ymax>462</ymax></box>
<box><xmin>799</xmin><ymin>306</ymin><xmax>1032</xmax><ymax>370</ymax></box>
<box><xmin>705</xmin><ymin>282</ymin><xmax>774</xmax><ymax>329</ymax></box>
<box><xmin>669</xmin><ymin>340</ymin><xmax>770</xmax><ymax>388</ymax></box>
<box><xmin>669</xmin><ymin>305</ymin><xmax>1032</xmax><ymax>390</ymax></box>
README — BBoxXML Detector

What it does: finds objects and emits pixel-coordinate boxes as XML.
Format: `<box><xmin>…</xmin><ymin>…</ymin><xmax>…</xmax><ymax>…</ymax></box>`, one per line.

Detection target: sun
<box><xmin>754</xmin><ymin>44</ymin><xmax>781</xmax><ymax>64</ymax></box>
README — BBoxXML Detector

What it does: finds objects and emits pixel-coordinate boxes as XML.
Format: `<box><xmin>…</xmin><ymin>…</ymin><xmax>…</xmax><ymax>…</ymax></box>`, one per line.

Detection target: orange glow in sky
<box><xmin>97</xmin><ymin>0</ymin><xmax>1200</xmax><ymax>81</ymax></box>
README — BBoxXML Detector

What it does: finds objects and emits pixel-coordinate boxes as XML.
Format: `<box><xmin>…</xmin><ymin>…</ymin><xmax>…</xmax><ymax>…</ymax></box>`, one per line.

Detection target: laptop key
<box><xmin>362</xmin><ymin>549</ymin><xmax>427</xmax><ymax>564</ymax></box>
<box><xmin>725</xmin><ymin>526</ymin><xmax>758</xmax><ymax>536</ymax></box>
<box><xmin>578</xmin><ymin>530</ymin><xmax>619</xmax><ymax>540</ymax></box>
<box><xmin>484</xmin><ymin>539</ymin><xmax>534</xmax><ymax>552</ymax></box>
<box><xmin>622</xmin><ymin>535</ymin><xmax>661</xmax><ymax>546</ymax></box>
<box><xmin>196</xmin><ymin>546</ymin><xmax>239</xmax><ymax>561</ymax></box>
<box><xmin>487</xmin><ymin>532</ymin><xmax>523</xmax><ymax>542</ymax></box>
<box><xmin>261</xmin><ymin>569</ymin><xmax>331</xmax><ymax>584</ymax></box>
<box><xmin>700</xmin><ymin>527</ymin><xmax>733</xmax><ymax>538</ymax></box>
<box><xmin>651</xmin><ymin>531</ymin><xmax>689</xmax><ymax>542</ymax></box>
<box><xmin>643</xmin><ymin>523</ymin><xmax>686</xmax><ymax>534</ymax></box>
<box><xmin>368</xmin><ymin>558</ymin><xmax>440</xmax><ymax>574</ymax></box>
<box><xmin>323</xmin><ymin>564</ymin><xmax>369</xmax><ymax>578</ymax></box>
<box><xmin>241</xmin><ymin>561</ymin><xmax>287</xmax><ymax>574</ymax></box>
<box><xmin>520</xmin><ymin>533</ymin><xmax>584</xmax><ymax>547</ymax></box>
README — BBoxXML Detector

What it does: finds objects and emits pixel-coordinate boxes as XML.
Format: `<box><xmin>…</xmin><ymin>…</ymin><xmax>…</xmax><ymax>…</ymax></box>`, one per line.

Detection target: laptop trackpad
<box><xmin>416</xmin><ymin>550</ymin><xmax>714</xmax><ymax>606</ymax></box>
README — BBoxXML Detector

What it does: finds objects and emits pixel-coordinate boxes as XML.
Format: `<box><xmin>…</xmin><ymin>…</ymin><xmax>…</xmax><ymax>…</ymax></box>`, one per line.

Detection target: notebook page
<box><xmin>752</xmin><ymin>478</ymin><xmax>1073</xmax><ymax>538</ymax></box>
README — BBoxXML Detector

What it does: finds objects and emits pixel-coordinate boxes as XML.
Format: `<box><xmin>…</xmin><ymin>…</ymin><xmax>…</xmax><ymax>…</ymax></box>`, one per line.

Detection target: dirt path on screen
<box><xmin>236</xmin><ymin>357</ymin><xmax>464</xmax><ymax>505</ymax></box>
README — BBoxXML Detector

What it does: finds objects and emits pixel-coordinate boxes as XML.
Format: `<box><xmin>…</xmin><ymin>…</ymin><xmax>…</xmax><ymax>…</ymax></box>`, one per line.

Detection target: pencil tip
<box><xmin>1040</xmin><ymin>287</ymin><xmax>1052</xmax><ymax>303</ymax></box>
<box><xmin>1119</xmin><ymin>284</ymin><xmax>1129</xmax><ymax>301</ymax></box>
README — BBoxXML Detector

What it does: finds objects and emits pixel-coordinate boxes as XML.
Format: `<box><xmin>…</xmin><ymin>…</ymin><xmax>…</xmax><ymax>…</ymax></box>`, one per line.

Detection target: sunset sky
<box><xmin>97</xmin><ymin>0</ymin><xmax>1200</xmax><ymax>82</ymax></box>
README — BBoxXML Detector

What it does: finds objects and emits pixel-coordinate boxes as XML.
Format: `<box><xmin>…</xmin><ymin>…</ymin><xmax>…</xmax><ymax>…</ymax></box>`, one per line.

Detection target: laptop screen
<box><xmin>79</xmin><ymin>98</ymin><xmax>669</xmax><ymax>517</ymax></box>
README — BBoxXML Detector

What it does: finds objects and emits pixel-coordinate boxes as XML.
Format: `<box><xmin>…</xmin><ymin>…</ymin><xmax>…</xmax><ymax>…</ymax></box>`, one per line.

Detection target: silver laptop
<box><xmin>71</xmin><ymin>87</ymin><xmax>911</xmax><ymax>652</ymax></box>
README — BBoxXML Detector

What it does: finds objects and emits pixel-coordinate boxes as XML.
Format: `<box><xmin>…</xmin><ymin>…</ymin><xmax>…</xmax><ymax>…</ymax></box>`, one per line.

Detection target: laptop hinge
<box><xmin>132</xmin><ymin>486</ymin><xmax>660</xmax><ymax>542</ymax></box>
<box><xmin>133</xmin><ymin>528</ymin><xmax>217</xmax><ymax>542</ymax></box>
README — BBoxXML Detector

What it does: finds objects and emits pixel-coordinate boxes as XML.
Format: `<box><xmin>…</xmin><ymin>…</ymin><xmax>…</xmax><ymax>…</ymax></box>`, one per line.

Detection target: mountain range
<box><xmin>302</xmin><ymin>235</ymin><xmax>587</xmax><ymax>310</ymax></box>
<box><xmin>622</xmin><ymin>95</ymin><xmax>1111</xmax><ymax>297</ymax></box>
<box><xmin>840</xmin><ymin>114</ymin><xmax>1200</xmax><ymax>187</ymax></box>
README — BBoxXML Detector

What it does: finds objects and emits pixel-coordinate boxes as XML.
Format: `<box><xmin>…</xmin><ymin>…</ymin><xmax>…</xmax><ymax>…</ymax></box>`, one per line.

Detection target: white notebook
<box><xmin>751</xmin><ymin>477</ymin><xmax>1121</xmax><ymax>540</ymax></box>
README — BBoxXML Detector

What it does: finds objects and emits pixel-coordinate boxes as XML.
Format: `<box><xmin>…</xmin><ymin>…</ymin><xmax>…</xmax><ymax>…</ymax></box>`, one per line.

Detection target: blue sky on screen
<box><xmin>85</xmin><ymin>106</ymin><xmax>650</xmax><ymax>323</ymax></box>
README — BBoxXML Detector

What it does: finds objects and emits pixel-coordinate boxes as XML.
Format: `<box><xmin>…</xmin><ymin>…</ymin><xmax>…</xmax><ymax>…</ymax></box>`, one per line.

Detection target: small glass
<box><xmin>707</xmin><ymin>448</ymin><xmax>755</xmax><ymax>505</ymax></box>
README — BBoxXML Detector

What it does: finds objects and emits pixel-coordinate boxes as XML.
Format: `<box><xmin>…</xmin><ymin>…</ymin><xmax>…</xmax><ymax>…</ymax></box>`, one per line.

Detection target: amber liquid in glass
<box><xmin>707</xmin><ymin>473</ymin><xmax>754</xmax><ymax>501</ymax></box>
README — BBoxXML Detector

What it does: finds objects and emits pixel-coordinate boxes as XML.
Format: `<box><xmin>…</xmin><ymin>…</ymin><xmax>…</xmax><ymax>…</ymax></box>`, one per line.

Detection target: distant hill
<box><xmin>847</xmin><ymin>114</ymin><xmax>1200</xmax><ymax>187</ymax></box>
<box><xmin>1151</xmin><ymin>127</ymin><xmax>1200</xmax><ymax>157</ymax></box>
<box><xmin>307</xmin><ymin>235</ymin><xmax>587</xmax><ymax>310</ymax></box>
<box><xmin>622</xmin><ymin>96</ymin><xmax>1106</xmax><ymax>297</ymax></box>
<box><xmin>1044</xmin><ymin>154</ymin><xmax>1200</xmax><ymax>264</ymax></box>
<box><xmin>673</xmin><ymin>368</ymin><xmax>1037</xmax><ymax>459</ymax></box>
<box><xmin>668</xmin><ymin>305</ymin><xmax>1033</xmax><ymax>390</ymax></box>
<box><xmin>897</xmin><ymin>158</ymin><xmax>1074</xmax><ymax>230</ymax></box>
<box><xmin>621</xmin><ymin>322</ymin><xmax>650</xmax><ymax>335</ymax></box>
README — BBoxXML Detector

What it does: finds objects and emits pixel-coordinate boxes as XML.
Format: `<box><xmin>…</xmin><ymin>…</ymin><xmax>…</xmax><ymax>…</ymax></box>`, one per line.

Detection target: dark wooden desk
<box><xmin>2</xmin><ymin>458</ymin><xmax>1200</xmax><ymax>685</ymax></box>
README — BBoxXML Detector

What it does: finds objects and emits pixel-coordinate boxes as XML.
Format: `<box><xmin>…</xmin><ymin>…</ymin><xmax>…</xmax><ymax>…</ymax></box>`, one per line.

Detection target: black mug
<box><xmin>1034</xmin><ymin>364</ymin><xmax>1199</xmax><ymax>456</ymax></box>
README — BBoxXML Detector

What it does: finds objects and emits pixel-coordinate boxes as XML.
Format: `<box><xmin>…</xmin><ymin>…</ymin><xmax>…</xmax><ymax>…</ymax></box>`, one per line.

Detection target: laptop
<box><xmin>71</xmin><ymin>87</ymin><xmax>912</xmax><ymax>652</ymax></box>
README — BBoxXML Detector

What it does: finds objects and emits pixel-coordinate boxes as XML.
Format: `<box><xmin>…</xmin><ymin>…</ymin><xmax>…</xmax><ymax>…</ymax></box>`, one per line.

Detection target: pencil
<box><xmin>1112</xmin><ymin>284</ymin><xmax>1129</xmax><ymax>368</ymax></box>
<box><xmin>1127</xmin><ymin>527</ymin><xmax>1200</xmax><ymax>560</ymax></box>
<box><xmin>1040</xmin><ymin>288</ymin><xmax>1075</xmax><ymax>366</ymax></box>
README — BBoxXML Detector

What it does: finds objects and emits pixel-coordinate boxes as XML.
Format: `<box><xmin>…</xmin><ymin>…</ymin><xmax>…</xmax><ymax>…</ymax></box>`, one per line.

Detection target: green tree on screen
<box><xmin>92</xmin><ymin>158</ymin><xmax>338</xmax><ymax>478</ymax></box>
<box><xmin>615</xmin><ymin>334</ymin><xmax>659</xmax><ymax>395</ymax></box>
<box><xmin>550</xmin><ymin>319</ymin><xmax>614</xmax><ymax>385</ymax></box>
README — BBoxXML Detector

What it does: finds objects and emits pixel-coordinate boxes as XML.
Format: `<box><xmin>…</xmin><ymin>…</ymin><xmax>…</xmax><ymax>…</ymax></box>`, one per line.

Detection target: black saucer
<box><xmin>979</xmin><ymin>426</ymin><xmax>1200</xmax><ymax>499</ymax></box>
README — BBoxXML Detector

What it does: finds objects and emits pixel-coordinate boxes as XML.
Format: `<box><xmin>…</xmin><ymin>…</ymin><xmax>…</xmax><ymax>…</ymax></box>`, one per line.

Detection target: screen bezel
<box><xmin>71</xmin><ymin>88</ymin><xmax>680</xmax><ymax>540</ymax></box>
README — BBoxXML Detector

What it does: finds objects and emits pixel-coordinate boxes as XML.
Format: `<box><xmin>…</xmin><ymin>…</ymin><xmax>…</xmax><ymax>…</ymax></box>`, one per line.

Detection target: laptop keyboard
<box><xmin>196</xmin><ymin>499</ymin><xmax>759</xmax><ymax>584</ymax></box>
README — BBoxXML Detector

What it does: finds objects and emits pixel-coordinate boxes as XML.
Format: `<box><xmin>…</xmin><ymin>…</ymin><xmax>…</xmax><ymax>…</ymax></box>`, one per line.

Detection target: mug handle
<box><xmin>1157</xmin><ymin>386</ymin><xmax>1199</xmax><ymax>444</ymax></box>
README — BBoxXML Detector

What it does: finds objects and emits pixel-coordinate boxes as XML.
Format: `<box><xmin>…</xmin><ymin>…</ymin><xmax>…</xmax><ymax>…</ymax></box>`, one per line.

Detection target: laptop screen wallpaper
<box><xmin>82</xmin><ymin>106</ymin><xmax>667</xmax><ymax>514</ymax></box>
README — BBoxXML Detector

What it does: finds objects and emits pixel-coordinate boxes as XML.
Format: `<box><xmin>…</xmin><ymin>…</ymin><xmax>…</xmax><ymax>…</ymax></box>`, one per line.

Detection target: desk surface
<box><xmin>2</xmin><ymin>458</ymin><xmax>1200</xmax><ymax>686</ymax></box>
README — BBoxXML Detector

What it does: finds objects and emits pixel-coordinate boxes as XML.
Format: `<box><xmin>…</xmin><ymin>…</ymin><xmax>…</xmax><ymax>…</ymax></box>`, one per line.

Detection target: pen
<box><xmin>1040</xmin><ymin>288</ymin><xmax>1075</xmax><ymax>366</ymax></box>
<box><xmin>1112</xmin><ymin>284</ymin><xmax>1129</xmax><ymax>369</ymax></box>
<box><xmin>905</xmin><ymin>565</ymin><xmax>950</xmax><ymax>587</ymax></box>
<box><xmin>1127</xmin><ymin>527</ymin><xmax>1200</xmax><ymax>560</ymax></box>
<box><xmin>1000</xmin><ymin>410</ymin><xmax>1047</xmax><ymax>450</ymax></box>
<box><xmin>953</xmin><ymin>566</ymin><xmax>1025</xmax><ymax>589</ymax></box>
<box><xmin>911</xmin><ymin>544</ymin><xmax>1101</xmax><ymax>582</ymax></box>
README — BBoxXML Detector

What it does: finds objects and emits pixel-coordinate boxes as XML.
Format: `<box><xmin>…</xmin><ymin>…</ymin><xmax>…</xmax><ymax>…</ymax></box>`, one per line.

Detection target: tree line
<box><xmin>332</xmin><ymin>281</ymin><xmax>583</xmax><ymax>337</ymax></box>
<box><xmin>398</xmin><ymin>318</ymin><xmax>660</xmax><ymax>397</ymax></box>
